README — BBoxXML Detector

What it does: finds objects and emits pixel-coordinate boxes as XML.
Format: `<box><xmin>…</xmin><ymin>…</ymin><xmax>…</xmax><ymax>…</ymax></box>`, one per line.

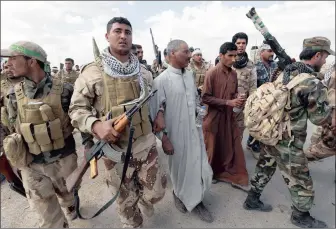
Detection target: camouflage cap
<box><xmin>1</xmin><ymin>41</ymin><xmax>47</xmax><ymax>63</ymax></box>
<box><xmin>302</xmin><ymin>37</ymin><xmax>335</xmax><ymax>56</ymax></box>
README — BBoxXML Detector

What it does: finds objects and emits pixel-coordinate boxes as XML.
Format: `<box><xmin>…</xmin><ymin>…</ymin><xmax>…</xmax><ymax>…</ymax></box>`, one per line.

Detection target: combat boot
<box><xmin>243</xmin><ymin>189</ymin><xmax>272</xmax><ymax>212</ymax></box>
<box><xmin>291</xmin><ymin>206</ymin><xmax>327</xmax><ymax>228</ymax></box>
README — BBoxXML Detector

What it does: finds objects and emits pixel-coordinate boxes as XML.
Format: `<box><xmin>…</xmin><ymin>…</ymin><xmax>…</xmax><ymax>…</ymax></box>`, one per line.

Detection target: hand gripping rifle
<box><xmin>246</xmin><ymin>7</ymin><xmax>295</xmax><ymax>81</ymax></box>
<box><xmin>66</xmin><ymin>89</ymin><xmax>157</xmax><ymax>219</ymax></box>
<box><xmin>150</xmin><ymin>28</ymin><xmax>162</xmax><ymax>69</ymax></box>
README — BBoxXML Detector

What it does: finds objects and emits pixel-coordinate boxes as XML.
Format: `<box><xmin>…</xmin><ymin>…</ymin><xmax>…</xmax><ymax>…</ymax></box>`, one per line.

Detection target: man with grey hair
<box><xmin>150</xmin><ymin>39</ymin><xmax>213</xmax><ymax>223</ymax></box>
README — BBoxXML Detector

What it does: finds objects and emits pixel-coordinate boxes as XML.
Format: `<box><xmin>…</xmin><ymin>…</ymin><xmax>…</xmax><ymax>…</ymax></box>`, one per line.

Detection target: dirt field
<box><xmin>1</xmin><ymin>124</ymin><xmax>335</xmax><ymax>228</ymax></box>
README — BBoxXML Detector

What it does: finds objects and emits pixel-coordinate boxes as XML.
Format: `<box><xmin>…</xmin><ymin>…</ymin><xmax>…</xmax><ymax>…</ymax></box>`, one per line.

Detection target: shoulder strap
<box><xmin>285</xmin><ymin>73</ymin><xmax>315</xmax><ymax>90</ymax></box>
<box><xmin>74</xmin><ymin>123</ymin><xmax>135</xmax><ymax>219</ymax></box>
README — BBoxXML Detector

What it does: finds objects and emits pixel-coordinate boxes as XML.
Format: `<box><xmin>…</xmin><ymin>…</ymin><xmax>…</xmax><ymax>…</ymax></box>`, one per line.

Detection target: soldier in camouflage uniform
<box><xmin>69</xmin><ymin>17</ymin><xmax>166</xmax><ymax>228</ymax></box>
<box><xmin>51</xmin><ymin>66</ymin><xmax>58</xmax><ymax>77</ymax></box>
<box><xmin>246</xmin><ymin>43</ymin><xmax>278</xmax><ymax>159</ymax></box>
<box><xmin>231</xmin><ymin>32</ymin><xmax>257</xmax><ymax>141</ymax></box>
<box><xmin>305</xmin><ymin>61</ymin><xmax>335</xmax><ymax>160</ymax></box>
<box><xmin>54</xmin><ymin>57</ymin><xmax>95</xmax><ymax>154</ymax></box>
<box><xmin>54</xmin><ymin>58</ymin><xmax>79</xmax><ymax>85</ymax></box>
<box><xmin>243</xmin><ymin>37</ymin><xmax>335</xmax><ymax>228</ymax></box>
<box><xmin>1</xmin><ymin>61</ymin><xmax>23</xmax><ymax>134</ymax></box>
<box><xmin>1</xmin><ymin>41</ymin><xmax>79</xmax><ymax>228</ymax></box>
<box><xmin>131</xmin><ymin>44</ymin><xmax>154</xmax><ymax>90</ymax></box>
<box><xmin>187</xmin><ymin>48</ymin><xmax>211</xmax><ymax>91</ymax></box>
<box><xmin>151</xmin><ymin>48</ymin><xmax>169</xmax><ymax>78</ymax></box>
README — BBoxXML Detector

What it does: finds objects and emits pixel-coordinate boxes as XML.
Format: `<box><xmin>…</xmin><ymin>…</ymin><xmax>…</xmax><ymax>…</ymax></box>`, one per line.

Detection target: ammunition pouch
<box><xmin>3</xmin><ymin>133</ymin><xmax>33</xmax><ymax>168</ymax></box>
<box><xmin>32</xmin><ymin>135</ymin><xmax>76</xmax><ymax>164</ymax></box>
<box><xmin>20</xmin><ymin>118</ymin><xmax>65</xmax><ymax>155</ymax></box>
<box><xmin>19</xmin><ymin>102</ymin><xmax>66</xmax><ymax>155</ymax></box>
<box><xmin>103</xmin><ymin>73</ymin><xmax>152</xmax><ymax>146</ymax></box>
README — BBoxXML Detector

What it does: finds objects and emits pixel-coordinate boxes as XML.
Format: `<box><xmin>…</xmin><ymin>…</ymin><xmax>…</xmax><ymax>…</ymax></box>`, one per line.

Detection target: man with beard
<box><xmin>132</xmin><ymin>44</ymin><xmax>153</xmax><ymax>90</ymax></box>
<box><xmin>243</xmin><ymin>37</ymin><xmax>335</xmax><ymax>228</ymax></box>
<box><xmin>188</xmin><ymin>48</ymin><xmax>211</xmax><ymax>91</ymax></box>
<box><xmin>1</xmin><ymin>61</ymin><xmax>23</xmax><ymax>133</ymax></box>
<box><xmin>134</xmin><ymin>44</ymin><xmax>152</xmax><ymax>72</ymax></box>
<box><xmin>150</xmin><ymin>39</ymin><xmax>213</xmax><ymax>223</ymax></box>
<box><xmin>246</xmin><ymin>43</ymin><xmax>278</xmax><ymax>159</ymax></box>
<box><xmin>231</xmin><ymin>32</ymin><xmax>257</xmax><ymax>141</ymax></box>
<box><xmin>1</xmin><ymin>41</ymin><xmax>79</xmax><ymax>227</ymax></box>
<box><xmin>69</xmin><ymin>17</ymin><xmax>166</xmax><ymax>228</ymax></box>
<box><xmin>202</xmin><ymin>42</ymin><xmax>249</xmax><ymax>190</ymax></box>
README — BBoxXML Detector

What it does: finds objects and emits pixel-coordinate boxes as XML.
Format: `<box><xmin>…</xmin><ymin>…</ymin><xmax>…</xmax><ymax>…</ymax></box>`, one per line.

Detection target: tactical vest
<box><xmin>59</xmin><ymin>70</ymin><xmax>78</xmax><ymax>85</ymax></box>
<box><xmin>14</xmin><ymin>79</ymin><xmax>74</xmax><ymax>155</ymax></box>
<box><xmin>189</xmin><ymin>62</ymin><xmax>208</xmax><ymax>88</ymax></box>
<box><xmin>101</xmin><ymin>71</ymin><xmax>152</xmax><ymax>148</ymax></box>
<box><xmin>234</xmin><ymin>60</ymin><xmax>254</xmax><ymax>96</ymax></box>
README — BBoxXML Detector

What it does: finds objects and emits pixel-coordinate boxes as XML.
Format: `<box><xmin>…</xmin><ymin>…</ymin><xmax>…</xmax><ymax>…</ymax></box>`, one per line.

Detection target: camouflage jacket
<box><xmin>255</xmin><ymin>60</ymin><xmax>278</xmax><ymax>87</ymax></box>
<box><xmin>273</xmin><ymin>72</ymin><xmax>333</xmax><ymax>149</ymax></box>
<box><xmin>54</xmin><ymin>69</ymin><xmax>79</xmax><ymax>85</ymax></box>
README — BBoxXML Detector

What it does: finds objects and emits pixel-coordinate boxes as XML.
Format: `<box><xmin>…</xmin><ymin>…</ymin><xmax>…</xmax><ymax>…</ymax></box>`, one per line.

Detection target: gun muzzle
<box><xmin>246</xmin><ymin>7</ymin><xmax>256</xmax><ymax>19</ymax></box>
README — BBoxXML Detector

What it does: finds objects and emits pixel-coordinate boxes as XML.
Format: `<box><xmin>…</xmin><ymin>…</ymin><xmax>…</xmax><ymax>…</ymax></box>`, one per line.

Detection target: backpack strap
<box><xmin>285</xmin><ymin>73</ymin><xmax>315</xmax><ymax>90</ymax></box>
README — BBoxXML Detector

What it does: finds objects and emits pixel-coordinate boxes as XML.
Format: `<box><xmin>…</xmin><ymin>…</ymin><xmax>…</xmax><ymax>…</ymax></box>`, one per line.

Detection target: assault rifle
<box><xmin>0</xmin><ymin>152</ymin><xmax>26</xmax><ymax>197</ymax></box>
<box><xmin>66</xmin><ymin>89</ymin><xmax>157</xmax><ymax>193</ymax></box>
<box><xmin>246</xmin><ymin>7</ymin><xmax>294</xmax><ymax>81</ymax></box>
<box><xmin>150</xmin><ymin>28</ymin><xmax>162</xmax><ymax>68</ymax></box>
<box><xmin>66</xmin><ymin>89</ymin><xmax>157</xmax><ymax>219</ymax></box>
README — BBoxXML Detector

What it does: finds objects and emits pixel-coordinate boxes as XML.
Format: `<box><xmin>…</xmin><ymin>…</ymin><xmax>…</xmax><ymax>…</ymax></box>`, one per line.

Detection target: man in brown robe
<box><xmin>202</xmin><ymin>42</ymin><xmax>249</xmax><ymax>189</ymax></box>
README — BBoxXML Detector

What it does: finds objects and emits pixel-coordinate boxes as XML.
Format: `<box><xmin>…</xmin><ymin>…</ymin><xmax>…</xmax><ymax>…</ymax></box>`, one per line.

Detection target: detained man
<box><xmin>150</xmin><ymin>39</ymin><xmax>214</xmax><ymax>223</ymax></box>
<box><xmin>202</xmin><ymin>42</ymin><xmax>249</xmax><ymax>190</ymax></box>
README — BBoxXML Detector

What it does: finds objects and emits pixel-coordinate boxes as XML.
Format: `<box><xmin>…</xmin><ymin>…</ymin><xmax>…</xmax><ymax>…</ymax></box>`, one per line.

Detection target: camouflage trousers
<box><xmin>103</xmin><ymin>146</ymin><xmax>167</xmax><ymax>228</ymax></box>
<box><xmin>20</xmin><ymin>153</ymin><xmax>78</xmax><ymax>228</ymax></box>
<box><xmin>305</xmin><ymin>126</ymin><xmax>335</xmax><ymax>160</ymax></box>
<box><xmin>250</xmin><ymin>143</ymin><xmax>314</xmax><ymax>212</ymax></box>
<box><xmin>234</xmin><ymin>109</ymin><xmax>245</xmax><ymax>140</ymax></box>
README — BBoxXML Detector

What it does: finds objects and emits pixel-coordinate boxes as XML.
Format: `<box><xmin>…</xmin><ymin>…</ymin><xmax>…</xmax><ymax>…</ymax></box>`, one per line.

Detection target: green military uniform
<box><xmin>1</xmin><ymin>41</ymin><xmax>78</xmax><ymax>228</ymax></box>
<box><xmin>246</xmin><ymin>37</ymin><xmax>335</xmax><ymax>228</ymax></box>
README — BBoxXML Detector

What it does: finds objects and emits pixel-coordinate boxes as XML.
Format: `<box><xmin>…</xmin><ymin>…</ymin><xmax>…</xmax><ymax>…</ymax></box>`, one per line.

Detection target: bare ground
<box><xmin>1</xmin><ymin>123</ymin><xmax>335</xmax><ymax>228</ymax></box>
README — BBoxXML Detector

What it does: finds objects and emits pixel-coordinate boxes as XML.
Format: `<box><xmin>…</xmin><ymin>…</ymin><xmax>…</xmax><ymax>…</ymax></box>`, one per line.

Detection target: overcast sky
<box><xmin>1</xmin><ymin>1</ymin><xmax>335</xmax><ymax>67</ymax></box>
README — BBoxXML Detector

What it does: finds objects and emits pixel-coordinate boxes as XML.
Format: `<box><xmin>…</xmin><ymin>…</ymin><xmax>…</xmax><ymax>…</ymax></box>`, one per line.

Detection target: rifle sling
<box><xmin>74</xmin><ymin>122</ymin><xmax>135</xmax><ymax>220</ymax></box>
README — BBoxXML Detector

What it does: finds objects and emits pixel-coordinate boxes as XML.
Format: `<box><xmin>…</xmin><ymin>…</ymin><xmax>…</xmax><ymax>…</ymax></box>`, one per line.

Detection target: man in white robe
<box><xmin>149</xmin><ymin>39</ymin><xmax>213</xmax><ymax>223</ymax></box>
